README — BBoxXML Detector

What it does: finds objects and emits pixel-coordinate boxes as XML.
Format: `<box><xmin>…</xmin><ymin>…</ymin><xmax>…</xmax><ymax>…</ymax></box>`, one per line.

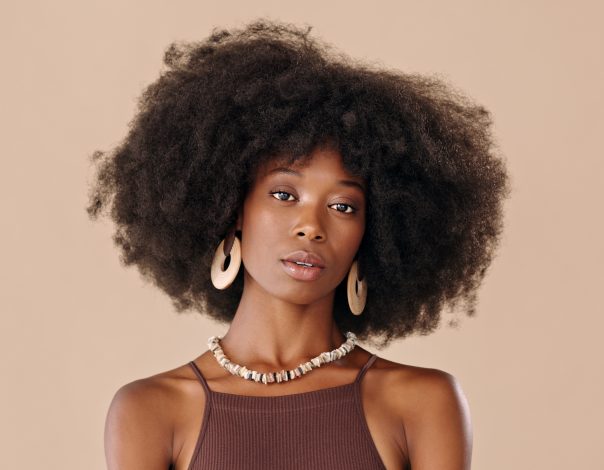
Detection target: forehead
<box><xmin>255</xmin><ymin>147</ymin><xmax>366</xmax><ymax>190</ymax></box>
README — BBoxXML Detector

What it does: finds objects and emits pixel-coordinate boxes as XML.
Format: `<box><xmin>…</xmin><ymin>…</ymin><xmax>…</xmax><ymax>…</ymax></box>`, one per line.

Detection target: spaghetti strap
<box><xmin>354</xmin><ymin>353</ymin><xmax>378</xmax><ymax>383</ymax></box>
<box><xmin>188</xmin><ymin>360</ymin><xmax>212</xmax><ymax>396</ymax></box>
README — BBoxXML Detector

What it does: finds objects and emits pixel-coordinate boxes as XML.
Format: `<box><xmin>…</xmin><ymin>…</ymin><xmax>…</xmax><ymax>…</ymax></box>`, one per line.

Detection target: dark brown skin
<box><xmin>104</xmin><ymin>147</ymin><xmax>473</xmax><ymax>470</ymax></box>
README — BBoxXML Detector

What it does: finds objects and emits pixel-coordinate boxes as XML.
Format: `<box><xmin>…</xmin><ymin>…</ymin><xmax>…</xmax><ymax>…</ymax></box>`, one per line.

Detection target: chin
<box><xmin>267</xmin><ymin>282</ymin><xmax>332</xmax><ymax>306</ymax></box>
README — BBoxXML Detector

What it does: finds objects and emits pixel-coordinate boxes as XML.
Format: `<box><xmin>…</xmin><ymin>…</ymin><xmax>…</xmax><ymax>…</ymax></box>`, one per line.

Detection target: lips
<box><xmin>281</xmin><ymin>250</ymin><xmax>326</xmax><ymax>268</ymax></box>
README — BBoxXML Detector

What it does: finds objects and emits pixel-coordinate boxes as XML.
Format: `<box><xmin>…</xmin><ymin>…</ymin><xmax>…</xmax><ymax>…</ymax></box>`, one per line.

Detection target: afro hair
<box><xmin>86</xmin><ymin>19</ymin><xmax>510</xmax><ymax>348</ymax></box>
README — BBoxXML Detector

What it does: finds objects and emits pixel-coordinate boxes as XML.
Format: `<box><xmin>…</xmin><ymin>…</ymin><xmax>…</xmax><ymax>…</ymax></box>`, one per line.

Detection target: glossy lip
<box><xmin>280</xmin><ymin>260</ymin><xmax>325</xmax><ymax>281</ymax></box>
<box><xmin>281</xmin><ymin>250</ymin><xmax>326</xmax><ymax>268</ymax></box>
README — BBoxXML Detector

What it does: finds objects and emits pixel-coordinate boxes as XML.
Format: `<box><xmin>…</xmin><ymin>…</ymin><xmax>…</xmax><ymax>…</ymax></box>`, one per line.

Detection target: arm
<box><xmin>404</xmin><ymin>370</ymin><xmax>473</xmax><ymax>470</ymax></box>
<box><xmin>104</xmin><ymin>379</ymin><xmax>173</xmax><ymax>470</ymax></box>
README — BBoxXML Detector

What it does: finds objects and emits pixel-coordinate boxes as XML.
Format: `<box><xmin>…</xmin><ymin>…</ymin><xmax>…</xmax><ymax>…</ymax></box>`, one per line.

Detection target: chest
<box><xmin>174</xmin><ymin>384</ymin><xmax>407</xmax><ymax>470</ymax></box>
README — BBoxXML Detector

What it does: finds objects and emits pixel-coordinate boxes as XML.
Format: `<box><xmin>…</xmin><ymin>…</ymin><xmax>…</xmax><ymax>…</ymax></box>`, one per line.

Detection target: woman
<box><xmin>87</xmin><ymin>19</ymin><xmax>509</xmax><ymax>470</ymax></box>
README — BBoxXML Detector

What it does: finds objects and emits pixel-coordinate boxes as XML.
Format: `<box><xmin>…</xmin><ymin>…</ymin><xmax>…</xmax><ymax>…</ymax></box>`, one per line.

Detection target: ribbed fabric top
<box><xmin>186</xmin><ymin>353</ymin><xmax>386</xmax><ymax>470</ymax></box>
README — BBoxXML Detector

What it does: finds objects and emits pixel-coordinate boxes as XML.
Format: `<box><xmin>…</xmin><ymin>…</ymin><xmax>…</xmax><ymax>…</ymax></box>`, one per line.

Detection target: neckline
<box><xmin>208</xmin><ymin>380</ymin><xmax>357</xmax><ymax>400</ymax></box>
<box><xmin>189</xmin><ymin>353</ymin><xmax>377</xmax><ymax>401</ymax></box>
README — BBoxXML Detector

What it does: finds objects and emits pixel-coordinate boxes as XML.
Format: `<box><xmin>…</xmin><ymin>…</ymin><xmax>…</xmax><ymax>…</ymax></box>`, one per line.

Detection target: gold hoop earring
<box><xmin>347</xmin><ymin>259</ymin><xmax>367</xmax><ymax>315</ymax></box>
<box><xmin>210</xmin><ymin>230</ymin><xmax>241</xmax><ymax>289</ymax></box>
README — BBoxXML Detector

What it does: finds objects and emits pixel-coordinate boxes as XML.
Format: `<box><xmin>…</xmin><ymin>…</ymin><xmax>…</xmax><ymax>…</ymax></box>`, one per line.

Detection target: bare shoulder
<box><xmin>104</xmin><ymin>363</ymin><xmax>203</xmax><ymax>470</ymax></box>
<box><xmin>371</xmin><ymin>356</ymin><xmax>473</xmax><ymax>469</ymax></box>
<box><xmin>372</xmin><ymin>357</ymin><xmax>468</xmax><ymax>411</ymax></box>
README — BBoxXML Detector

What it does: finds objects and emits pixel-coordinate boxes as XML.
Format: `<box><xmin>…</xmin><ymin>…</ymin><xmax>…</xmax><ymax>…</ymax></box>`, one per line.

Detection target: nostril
<box><xmin>296</xmin><ymin>231</ymin><xmax>324</xmax><ymax>240</ymax></box>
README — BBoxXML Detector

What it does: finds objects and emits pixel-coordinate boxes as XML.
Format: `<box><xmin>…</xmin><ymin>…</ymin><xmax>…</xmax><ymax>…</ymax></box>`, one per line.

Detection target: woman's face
<box><xmin>236</xmin><ymin>146</ymin><xmax>367</xmax><ymax>305</ymax></box>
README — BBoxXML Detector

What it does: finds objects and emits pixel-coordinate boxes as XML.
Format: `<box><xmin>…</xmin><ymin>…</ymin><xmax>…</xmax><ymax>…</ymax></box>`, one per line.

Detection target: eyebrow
<box><xmin>267</xmin><ymin>167</ymin><xmax>366</xmax><ymax>192</ymax></box>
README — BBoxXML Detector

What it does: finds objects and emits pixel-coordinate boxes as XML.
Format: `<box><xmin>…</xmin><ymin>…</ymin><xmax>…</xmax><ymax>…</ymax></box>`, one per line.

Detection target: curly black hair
<box><xmin>86</xmin><ymin>19</ymin><xmax>510</xmax><ymax>348</ymax></box>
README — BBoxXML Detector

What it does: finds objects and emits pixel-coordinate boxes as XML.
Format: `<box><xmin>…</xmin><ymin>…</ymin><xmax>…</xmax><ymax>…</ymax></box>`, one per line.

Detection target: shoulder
<box><xmin>372</xmin><ymin>356</ymin><xmax>473</xmax><ymax>469</ymax></box>
<box><xmin>370</xmin><ymin>356</ymin><xmax>470</xmax><ymax>416</ymax></box>
<box><xmin>386</xmin><ymin>360</ymin><xmax>468</xmax><ymax>412</ymax></box>
<box><xmin>104</xmin><ymin>363</ymin><xmax>202</xmax><ymax>470</ymax></box>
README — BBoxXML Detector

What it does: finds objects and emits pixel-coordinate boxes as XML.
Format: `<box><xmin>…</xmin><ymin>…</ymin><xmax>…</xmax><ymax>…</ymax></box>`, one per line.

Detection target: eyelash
<box><xmin>269</xmin><ymin>191</ymin><xmax>357</xmax><ymax>214</ymax></box>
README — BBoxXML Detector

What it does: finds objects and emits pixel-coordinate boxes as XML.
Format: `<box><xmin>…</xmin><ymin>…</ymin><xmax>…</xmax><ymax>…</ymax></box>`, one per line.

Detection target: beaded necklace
<box><xmin>207</xmin><ymin>331</ymin><xmax>358</xmax><ymax>385</ymax></box>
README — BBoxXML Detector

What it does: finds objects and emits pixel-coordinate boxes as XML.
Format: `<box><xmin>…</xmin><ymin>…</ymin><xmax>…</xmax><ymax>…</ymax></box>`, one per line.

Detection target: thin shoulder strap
<box><xmin>188</xmin><ymin>360</ymin><xmax>212</xmax><ymax>396</ymax></box>
<box><xmin>354</xmin><ymin>353</ymin><xmax>378</xmax><ymax>383</ymax></box>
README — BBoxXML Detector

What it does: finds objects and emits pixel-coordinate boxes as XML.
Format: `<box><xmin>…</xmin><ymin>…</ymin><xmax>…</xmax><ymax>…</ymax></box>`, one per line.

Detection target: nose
<box><xmin>292</xmin><ymin>205</ymin><xmax>326</xmax><ymax>241</ymax></box>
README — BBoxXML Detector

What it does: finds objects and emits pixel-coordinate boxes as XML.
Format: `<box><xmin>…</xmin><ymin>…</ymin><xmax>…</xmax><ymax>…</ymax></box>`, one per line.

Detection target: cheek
<box><xmin>242</xmin><ymin>199</ymin><xmax>280</xmax><ymax>237</ymax></box>
<box><xmin>240</xmin><ymin>201</ymin><xmax>281</xmax><ymax>259</ymax></box>
<box><xmin>335</xmin><ymin>218</ymin><xmax>365</xmax><ymax>249</ymax></box>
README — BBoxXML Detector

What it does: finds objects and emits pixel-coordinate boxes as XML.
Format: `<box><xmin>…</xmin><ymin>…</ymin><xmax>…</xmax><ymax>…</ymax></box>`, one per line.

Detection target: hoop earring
<box><xmin>347</xmin><ymin>259</ymin><xmax>367</xmax><ymax>315</ymax></box>
<box><xmin>210</xmin><ymin>230</ymin><xmax>241</xmax><ymax>289</ymax></box>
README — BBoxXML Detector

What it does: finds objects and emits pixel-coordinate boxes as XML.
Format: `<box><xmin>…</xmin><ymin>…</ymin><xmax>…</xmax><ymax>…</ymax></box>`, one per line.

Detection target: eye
<box><xmin>330</xmin><ymin>202</ymin><xmax>356</xmax><ymax>214</ymax></box>
<box><xmin>270</xmin><ymin>190</ymin><xmax>357</xmax><ymax>214</ymax></box>
<box><xmin>270</xmin><ymin>191</ymin><xmax>296</xmax><ymax>202</ymax></box>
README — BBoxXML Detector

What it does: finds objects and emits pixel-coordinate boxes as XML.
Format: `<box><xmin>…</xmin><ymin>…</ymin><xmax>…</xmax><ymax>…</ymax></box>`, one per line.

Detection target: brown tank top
<box><xmin>186</xmin><ymin>353</ymin><xmax>386</xmax><ymax>470</ymax></box>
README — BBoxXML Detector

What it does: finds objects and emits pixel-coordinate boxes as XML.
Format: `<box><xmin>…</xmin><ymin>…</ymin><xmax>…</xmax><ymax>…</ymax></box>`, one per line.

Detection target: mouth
<box><xmin>280</xmin><ymin>259</ymin><xmax>325</xmax><ymax>281</ymax></box>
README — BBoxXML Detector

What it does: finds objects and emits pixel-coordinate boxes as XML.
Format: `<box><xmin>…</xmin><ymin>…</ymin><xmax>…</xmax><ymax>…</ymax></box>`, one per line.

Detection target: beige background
<box><xmin>2</xmin><ymin>1</ymin><xmax>602</xmax><ymax>469</ymax></box>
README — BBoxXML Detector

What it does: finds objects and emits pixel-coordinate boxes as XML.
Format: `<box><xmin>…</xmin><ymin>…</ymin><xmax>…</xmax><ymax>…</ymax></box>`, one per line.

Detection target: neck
<box><xmin>217</xmin><ymin>274</ymin><xmax>346</xmax><ymax>370</ymax></box>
